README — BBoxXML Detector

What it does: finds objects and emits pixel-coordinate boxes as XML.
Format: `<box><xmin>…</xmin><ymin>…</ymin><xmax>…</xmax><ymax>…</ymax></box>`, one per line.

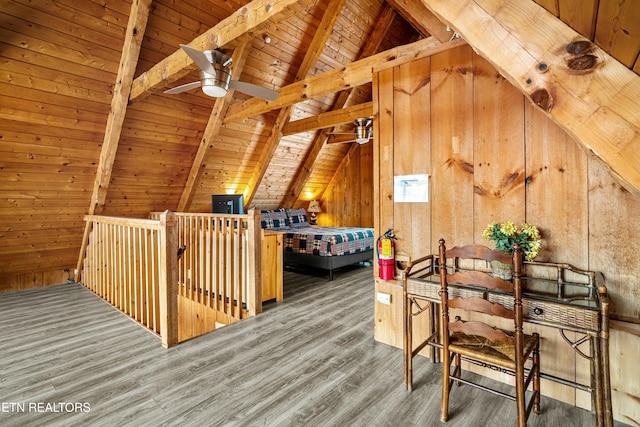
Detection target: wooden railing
<box><xmin>149</xmin><ymin>210</ymin><xmax>262</xmax><ymax>325</ymax></box>
<box><xmin>81</xmin><ymin>211</ymin><xmax>178</xmax><ymax>347</ymax></box>
<box><xmin>79</xmin><ymin>210</ymin><xmax>262</xmax><ymax>347</ymax></box>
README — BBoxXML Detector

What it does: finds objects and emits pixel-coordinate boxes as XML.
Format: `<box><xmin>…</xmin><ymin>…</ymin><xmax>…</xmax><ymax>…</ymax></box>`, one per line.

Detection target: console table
<box><xmin>403</xmin><ymin>256</ymin><xmax>612</xmax><ymax>427</ymax></box>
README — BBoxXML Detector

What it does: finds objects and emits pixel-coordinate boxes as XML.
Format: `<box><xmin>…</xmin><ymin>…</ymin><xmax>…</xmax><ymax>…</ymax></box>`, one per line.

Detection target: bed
<box><xmin>261</xmin><ymin>208</ymin><xmax>374</xmax><ymax>280</ymax></box>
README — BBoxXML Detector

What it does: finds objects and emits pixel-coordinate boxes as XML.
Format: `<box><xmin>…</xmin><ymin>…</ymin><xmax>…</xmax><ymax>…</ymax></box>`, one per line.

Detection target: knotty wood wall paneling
<box><xmin>322</xmin><ymin>169</ymin><xmax>347</xmax><ymax>227</ymax></box>
<box><xmin>373</xmin><ymin>45</ymin><xmax>640</xmax><ymax>419</ymax></box>
<box><xmin>392</xmin><ymin>56</ymin><xmax>432</xmax><ymax>259</ymax></box>
<box><xmin>359</xmin><ymin>141</ymin><xmax>374</xmax><ymax>228</ymax></box>
<box><xmin>431</xmin><ymin>45</ymin><xmax>475</xmax><ymax>250</ymax></box>
<box><xmin>558</xmin><ymin>0</ymin><xmax>599</xmax><ymax>40</ymax></box>
<box><xmin>345</xmin><ymin>149</ymin><xmax>362</xmax><ymax>226</ymax></box>
<box><xmin>594</xmin><ymin>179</ymin><xmax>640</xmax><ymax>416</ymax></box>
<box><xmin>524</xmin><ymin>104</ymin><xmax>589</xmax><ymax>268</ymax></box>
<box><xmin>0</xmin><ymin>0</ymin><xmax>129</xmax><ymax>285</ymax></box>
<box><xmin>588</xmin><ymin>160</ymin><xmax>640</xmax><ymax>322</ymax></box>
<box><xmin>319</xmin><ymin>143</ymin><xmax>372</xmax><ymax>228</ymax></box>
<box><xmin>374</xmin><ymin>67</ymin><xmax>396</xmax><ymax>263</ymax></box>
<box><xmin>595</xmin><ymin>0</ymin><xmax>640</xmax><ymax>68</ymax></box>
<box><xmin>524</xmin><ymin>102</ymin><xmax>591</xmax><ymax>406</ymax></box>
<box><xmin>472</xmin><ymin>55</ymin><xmax>526</xmax><ymax>237</ymax></box>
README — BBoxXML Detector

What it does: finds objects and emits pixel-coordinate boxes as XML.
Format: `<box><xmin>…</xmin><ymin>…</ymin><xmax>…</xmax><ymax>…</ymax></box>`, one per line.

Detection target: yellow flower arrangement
<box><xmin>482</xmin><ymin>221</ymin><xmax>542</xmax><ymax>261</ymax></box>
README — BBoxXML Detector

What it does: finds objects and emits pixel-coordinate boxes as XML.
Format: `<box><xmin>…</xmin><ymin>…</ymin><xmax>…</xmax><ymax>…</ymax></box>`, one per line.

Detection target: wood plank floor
<box><xmin>0</xmin><ymin>266</ymin><xmax>629</xmax><ymax>427</ymax></box>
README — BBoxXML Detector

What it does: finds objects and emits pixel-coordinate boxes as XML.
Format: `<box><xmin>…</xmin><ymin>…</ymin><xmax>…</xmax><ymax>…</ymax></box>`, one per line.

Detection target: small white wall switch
<box><xmin>376</xmin><ymin>292</ymin><xmax>391</xmax><ymax>305</ymax></box>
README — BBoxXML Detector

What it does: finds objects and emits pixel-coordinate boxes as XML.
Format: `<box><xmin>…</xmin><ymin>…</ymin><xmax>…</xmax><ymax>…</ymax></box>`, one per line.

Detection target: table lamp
<box><xmin>308</xmin><ymin>200</ymin><xmax>322</xmax><ymax>225</ymax></box>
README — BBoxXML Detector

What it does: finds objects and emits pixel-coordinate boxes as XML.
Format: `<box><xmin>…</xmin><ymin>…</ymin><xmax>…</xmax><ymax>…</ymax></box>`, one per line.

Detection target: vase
<box><xmin>490</xmin><ymin>260</ymin><xmax>512</xmax><ymax>281</ymax></box>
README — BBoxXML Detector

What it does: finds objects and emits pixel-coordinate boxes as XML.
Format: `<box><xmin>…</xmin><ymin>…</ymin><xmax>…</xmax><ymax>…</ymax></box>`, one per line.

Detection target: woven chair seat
<box><xmin>449</xmin><ymin>331</ymin><xmax>539</xmax><ymax>369</ymax></box>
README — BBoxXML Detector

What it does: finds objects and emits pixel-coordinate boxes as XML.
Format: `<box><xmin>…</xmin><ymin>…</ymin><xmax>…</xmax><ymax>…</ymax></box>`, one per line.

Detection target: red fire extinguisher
<box><xmin>377</xmin><ymin>228</ymin><xmax>396</xmax><ymax>280</ymax></box>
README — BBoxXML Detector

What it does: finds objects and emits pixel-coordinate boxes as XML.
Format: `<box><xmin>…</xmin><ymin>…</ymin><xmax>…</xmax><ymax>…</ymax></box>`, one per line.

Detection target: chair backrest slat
<box><xmin>449</xmin><ymin>296</ymin><xmax>515</xmax><ymax>319</ymax></box>
<box><xmin>447</xmin><ymin>271</ymin><xmax>513</xmax><ymax>293</ymax></box>
<box><xmin>446</xmin><ymin>244</ymin><xmax>512</xmax><ymax>264</ymax></box>
<box><xmin>448</xmin><ymin>319</ymin><xmax>516</xmax><ymax>345</ymax></box>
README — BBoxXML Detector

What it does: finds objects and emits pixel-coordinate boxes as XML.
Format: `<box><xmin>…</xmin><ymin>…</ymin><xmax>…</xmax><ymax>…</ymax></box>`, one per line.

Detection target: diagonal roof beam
<box><xmin>224</xmin><ymin>36</ymin><xmax>467</xmax><ymax>123</ymax></box>
<box><xmin>88</xmin><ymin>0</ymin><xmax>152</xmax><ymax>215</ymax></box>
<box><xmin>420</xmin><ymin>0</ymin><xmax>640</xmax><ymax>198</ymax></box>
<box><xmin>281</xmin><ymin>4</ymin><xmax>396</xmax><ymax>207</ymax></box>
<box><xmin>129</xmin><ymin>0</ymin><xmax>318</xmax><ymax>101</ymax></box>
<box><xmin>176</xmin><ymin>42</ymin><xmax>252</xmax><ymax>212</ymax></box>
<box><xmin>76</xmin><ymin>0</ymin><xmax>153</xmax><ymax>281</ymax></box>
<box><xmin>242</xmin><ymin>0</ymin><xmax>347</xmax><ymax>207</ymax></box>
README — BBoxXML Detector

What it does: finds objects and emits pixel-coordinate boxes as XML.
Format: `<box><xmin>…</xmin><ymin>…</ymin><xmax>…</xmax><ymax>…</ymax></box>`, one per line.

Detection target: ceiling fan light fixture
<box><xmin>199</xmin><ymin>62</ymin><xmax>232</xmax><ymax>97</ymax></box>
<box><xmin>355</xmin><ymin>135</ymin><xmax>369</xmax><ymax>144</ymax></box>
<box><xmin>202</xmin><ymin>84</ymin><xmax>227</xmax><ymax>97</ymax></box>
<box><xmin>354</xmin><ymin>118</ymin><xmax>373</xmax><ymax>144</ymax></box>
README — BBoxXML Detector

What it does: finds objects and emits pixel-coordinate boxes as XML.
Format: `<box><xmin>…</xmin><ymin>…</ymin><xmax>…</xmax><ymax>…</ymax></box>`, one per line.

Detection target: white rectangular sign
<box><xmin>394</xmin><ymin>174</ymin><xmax>429</xmax><ymax>203</ymax></box>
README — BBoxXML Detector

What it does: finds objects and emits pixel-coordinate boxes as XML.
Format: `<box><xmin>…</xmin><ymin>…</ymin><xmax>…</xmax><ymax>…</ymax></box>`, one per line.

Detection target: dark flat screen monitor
<box><xmin>212</xmin><ymin>194</ymin><xmax>244</xmax><ymax>214</ymax></box>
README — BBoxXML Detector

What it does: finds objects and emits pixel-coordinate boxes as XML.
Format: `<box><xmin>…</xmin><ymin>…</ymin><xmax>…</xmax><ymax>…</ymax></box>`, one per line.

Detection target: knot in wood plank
<box><xmin>530</xmin><ymin>88</ymin><xmax>553</xmax><ymax>112</ymax></box>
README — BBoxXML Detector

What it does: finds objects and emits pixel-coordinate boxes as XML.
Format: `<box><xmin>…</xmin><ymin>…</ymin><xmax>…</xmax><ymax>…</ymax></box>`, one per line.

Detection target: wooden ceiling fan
<box><xmin>164</xmin><ymin>45</ymin><xmax>279</xmax><ymax>101</ymax></box>
<box><xmin>327</xmin><ymin>118</ymin><xmax>373</xmax><ymax>144</ymax></box>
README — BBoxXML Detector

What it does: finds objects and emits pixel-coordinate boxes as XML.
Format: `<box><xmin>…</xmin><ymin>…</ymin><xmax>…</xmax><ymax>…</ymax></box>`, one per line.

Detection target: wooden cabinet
<box><xmin>373</xmin><ymin>278</ymin><xmax>434</xmax><ymax>358</ymax></box>
<box><xmin>261</xmin><ymin>230</ymin><xmax>284</xmax><ymax>302</ymax></box>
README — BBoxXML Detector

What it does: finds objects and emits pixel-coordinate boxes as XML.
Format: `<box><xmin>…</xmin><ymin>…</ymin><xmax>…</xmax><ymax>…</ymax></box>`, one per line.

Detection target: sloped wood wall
<box><xmin>373</xmin><ymin>43</ymin><xmax>640</xmax><ymax>421</ymax></box>
<box><xmin>374</xmin><ymin>44</ymin><xmax>640</xmax><ymax>322</ymax></box>
<box><xmin>316</xmin><ymin>143</ymin><xmax>373</xmax><ymax>228</ymax></box>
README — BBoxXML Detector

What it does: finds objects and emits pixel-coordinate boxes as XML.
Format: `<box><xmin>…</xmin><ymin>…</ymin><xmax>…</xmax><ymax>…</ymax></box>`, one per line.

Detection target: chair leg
<box><xmin>533</xmin><ymin>342</ymin><xmax>541</xmax><ymax>415</ymax></box>
<box><xmin>515</xmin><ymin>358</ymin><xmax>526</xmax><ymax>427</ymax></box>
<box><xmin>441</xmin><ymin>350</ymin><xmax>451</xmax><ymax>422</ymax></box>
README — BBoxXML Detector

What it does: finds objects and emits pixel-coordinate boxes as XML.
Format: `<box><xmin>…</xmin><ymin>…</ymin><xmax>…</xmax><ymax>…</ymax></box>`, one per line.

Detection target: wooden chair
<box><xmin>438</xmin><ymin>239</ymin><xmax>540</xmax><ymax>426</ymax></box>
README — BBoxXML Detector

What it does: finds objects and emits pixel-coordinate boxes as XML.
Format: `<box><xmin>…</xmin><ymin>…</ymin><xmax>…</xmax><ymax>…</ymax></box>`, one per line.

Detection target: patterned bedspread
<box><xmin>284</xmin><ymin>226</ymin><xmax>375</xmax><ymax>257</ymax></box>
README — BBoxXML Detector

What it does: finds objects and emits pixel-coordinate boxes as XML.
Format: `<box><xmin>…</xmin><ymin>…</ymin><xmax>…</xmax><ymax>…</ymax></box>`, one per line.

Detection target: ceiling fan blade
<box><xmin>180</xmin><ymin>44</ymin><xmax>215</xmax><ymax>74</ymax></box>
<box><xmin>164</xmin><ymin>81</ymin><xmax>202</xmax><ymax>95</ymax></box>
<box><xmin>229</xmin><ymin>80</ymin><xmax>279</xmax><ymax>101</ymax></box>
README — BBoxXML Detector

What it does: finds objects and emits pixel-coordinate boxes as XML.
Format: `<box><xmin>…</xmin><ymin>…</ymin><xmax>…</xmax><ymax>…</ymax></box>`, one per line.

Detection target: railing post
<box><xmin>159</xmin><ymin>210</ymin><xmax>179</xmax><ymax>347</ymax></box>
<box><xmin>246</xmin><ymin>208</ymin><xmax>262</xmax><ymax>316</ymax></box>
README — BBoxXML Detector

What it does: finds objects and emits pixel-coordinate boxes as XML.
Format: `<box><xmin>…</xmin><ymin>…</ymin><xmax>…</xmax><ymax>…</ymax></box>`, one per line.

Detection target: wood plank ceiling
<box><xmin>1</xmin><ymin>0</ymin><xmax>639</xmax><ymax>279</ymax></box>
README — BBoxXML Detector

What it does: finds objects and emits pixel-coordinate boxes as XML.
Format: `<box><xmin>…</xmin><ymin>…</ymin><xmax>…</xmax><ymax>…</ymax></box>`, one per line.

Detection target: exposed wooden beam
<box><xmin>243</xmin><ymin>0</ymin><xmax>347</xmax><ymax>207</ymax></box>
<box><xmin>176</xmin><ymin>43</ymin><xmax>252</xmax><ymax>212</ymax></box>
<box><xmin>224</xmin><ymin>36</ymin><xmax>467</xmax><ymax>123</ymax></box>
<box><xmin>283</xmin><ymin>102</ymin><xmax>373</xmax><ymax>135</ymax></box>
<box><xmin>420</xmin><ymin>0</ymin><xmax>640</xmax><ymax>198</ymax></box>
<box><xmin>280</xmin><ymin>4</ymin><xmax>396</xmax><ymax>208</ymax></box>
<box><xmin>386</xmin><ymin>0</ymin><xmax>452</xmax><ymax>42</ymax></box>
<box><xmin>326</xmin><ymin>134</ymin><xmax>364</xmax><ymax>144</ymax></box>
<box><xmin>88</xmin><ymin>0</ymin><xmax>152</xmax><ymax>215</ymax></box>
<box><xmin>129</xmin><ymin>0</ymin><xmax>318</xmax><ymax>101</ymax></box>
<box><xmin>76</xmin><ymin>0</ymin><xmax>152</xmax><ymax>281</ymax></box>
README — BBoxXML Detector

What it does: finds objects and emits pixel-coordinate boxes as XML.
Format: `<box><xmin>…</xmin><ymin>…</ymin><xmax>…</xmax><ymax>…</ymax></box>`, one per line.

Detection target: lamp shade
<box><xmin>308</xmin><ymin>200</ymin><xmax>322</xmax><ymax>213</ymax></box>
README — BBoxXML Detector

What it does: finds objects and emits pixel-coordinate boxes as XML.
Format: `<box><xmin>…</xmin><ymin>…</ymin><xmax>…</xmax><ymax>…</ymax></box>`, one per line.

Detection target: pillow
<box><xmin>286</xmin><ymin>208</ymin><xmax>309</xmax><ymax>228</ymax></box>
<box><xmin>260</xmin><ymin>209</ymin><xmax>290</xmax><ymax>230</ymax></box>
